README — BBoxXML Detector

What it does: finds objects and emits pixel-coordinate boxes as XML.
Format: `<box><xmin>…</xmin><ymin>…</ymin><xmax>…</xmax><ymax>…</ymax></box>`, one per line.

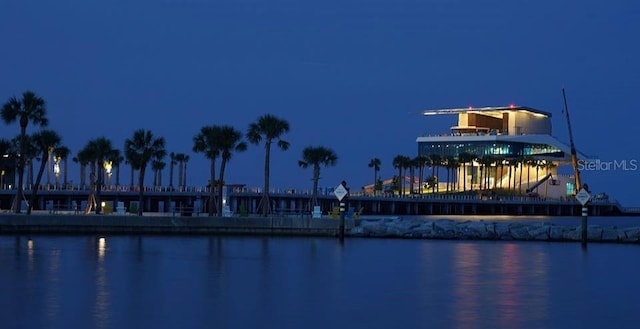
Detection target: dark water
<box><xmin>1</xmin><ymin>235</ymin><xmax>639</xmax><ymax>329</ymax></box>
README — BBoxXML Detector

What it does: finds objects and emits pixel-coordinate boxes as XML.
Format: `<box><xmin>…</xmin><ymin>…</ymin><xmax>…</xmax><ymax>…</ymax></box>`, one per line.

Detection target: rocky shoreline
<box><xmin>352</xmin><ymin>218</ymin><xmax>640</xmax><ymax>243</ymax></box>
<box><xmin>1</xmin><ymin>214</ymin><xmax>640</xmax><ymax>243</ymax></box>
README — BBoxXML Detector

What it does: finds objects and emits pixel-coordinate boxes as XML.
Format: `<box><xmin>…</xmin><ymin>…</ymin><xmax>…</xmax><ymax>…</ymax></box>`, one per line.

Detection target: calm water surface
<box><xmin>1</xmin><ymin>235</ymin><xmax>639</xmax><ymax>329</ymax></box>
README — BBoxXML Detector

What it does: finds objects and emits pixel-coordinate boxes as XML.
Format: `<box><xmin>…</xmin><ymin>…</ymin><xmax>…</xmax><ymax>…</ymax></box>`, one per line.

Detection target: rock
<box><xmin>623</xmin><ymin>227</ymin><xmax>640</xmax><ymax>242</ymax></box>
<box><xmin>563</xmin><ymin>227</ymin><xmax>581</xmax><ymax>241</ymax></box>
<box><xmin>411</xmin><ymin>222</ymin><xmax>435</xmax><ymax>238</ymax></box>
<box><xmin>601</xmin><ymin>228</ymin><xmax>620</xmax><ymax>242</ymax></box>
<box><xmin>587</xmin><ymin>225</ymin><xmax>603</xmax><ymax>241</ymax></box>
<box><xmin>457</xmin><ymin>221</ymin><xmax>489</xmax><ymax>239</ymax></box>
<box><xmin>549</xmin><ymin>226</ymin><xmax>565</xmax><ymax>240</ymax></box>
<box><xmin>494</xmin><ymin>223</ymin><xmax>511</xmax><ymax>239</ymax></box>
<box><xmin>509</xmin><ymin>224</ymin><xmax>531</xmax><ymax>240</ymax></box>
<box><xmin>528</xmin><ymin>226</ymin><xmax>550</xmax><ymax>241</ymax></box>
<box><xmin>433</xmin><ymin>220</ymin><xmax>456</xmax><ymax>239</ymax></box>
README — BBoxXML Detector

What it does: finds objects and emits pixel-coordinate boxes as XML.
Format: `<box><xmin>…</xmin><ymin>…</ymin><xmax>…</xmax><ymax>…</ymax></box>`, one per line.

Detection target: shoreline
<box><xmin>1</xmin><ymin>213</ymin><xmax>639</xmax><ymax>244</ymax></box>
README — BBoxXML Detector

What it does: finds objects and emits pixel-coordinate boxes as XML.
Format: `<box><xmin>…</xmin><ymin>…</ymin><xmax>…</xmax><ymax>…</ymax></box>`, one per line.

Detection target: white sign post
<box><xmin>334</xmin><ymin>184</ymin><xmax>348</xmax><ymax>201</ymax></box>
<box><xmin>334</xmin><ymin>183</ymin><xmax>349</xmax><ymax>241</ymax></box>
<box><xmin>575</xmin><ymin>188</ymin><xmax>591</xmax><ymax>206</ymax></box>
<box><xmin>575</xmin><ymin>188</ymin><xmax>591</xmax><ymax>246</ymax></box>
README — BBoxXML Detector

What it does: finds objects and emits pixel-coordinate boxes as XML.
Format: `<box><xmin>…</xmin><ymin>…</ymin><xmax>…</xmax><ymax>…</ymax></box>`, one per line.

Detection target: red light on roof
<box><xmin>468</xmin><ymin>106</ymin><xmax>472</xmax><ymax>110</ymax></box>
<box><xmin>509</xmin><ymin>104</ymin><xmax>515</xmax><ymax>109</ymax></box>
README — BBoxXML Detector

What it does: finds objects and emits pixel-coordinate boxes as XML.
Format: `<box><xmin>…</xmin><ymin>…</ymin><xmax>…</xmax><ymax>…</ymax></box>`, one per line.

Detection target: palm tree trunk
<box><xmin>418</xmin><ymin>164</ymin><xmax>423</xmax><ymax>194</ymax></box>
<box><xmin>137</xmin><ymin>166</ymin><xmax>146</xmax><ymax>216</ymax></box>
<box><xmin>519</xmin><ymin>161</ymin><xmax>523</xmax><ymax>194</ymax></box>
<box><xmin>169</xmin><ymin>161</ymin><xmax>174</xmax><ymax>188</ymax></box>
<box><xmin>261</xmin><ymin>142</ymin><xmax>272</xmax><ymax>216</ymax></box>
<box><xmin>86</xmin><ymin>168</ymin><xmax>96</xmax><ymax>214</ymax></box>
<box><xmin>463</xmin><ymin>163</ymin><xmax>467</xmax><ymax>192</ymax></box>
<box><xmin>130</xmin><ymin>166</ymin><xmax>135</xmax><ymax>189</ymax></box>
<box><xmin>13</xmin><ymin>129</ymin><xmax>27</xmax><ymax>213</ymax></box>
<box><xmin>115</xmin><ymin>164</ymin><xmax>121</xmax><ymax>188</ymax></box>
<box><xmin>28</xmin><ymin>159</ymin><xmax>34</xmax><ymax>188</ymax></box>
<box><xmin>217</xmin><ymin>159</ymin><xmax>227</xmax><ymax>217</ymax></box>
<box><xmin>446</xmin><ymin>166</ymin><xmax>450</xmax><ymax>192</ymax></box>
<box><xmin>27</xmin><ymin>151</ymin><xmax>49</xmax><ymax>215</ymax></box>
<box><xmin>80</xmin><ymin>164</ymin><xmax>86</xmax><ymax>188</ymax></box>
<box><xmin>372</xmin><ymin>168</ymin><xmax>376</xmax><ymax>194</ymax></box>
<box><xmin>183</xmin><ymin>162</ymin><xmax>188</xmax><ymax>189</ymax></box>
<box><xmin>397</xmin><ymin>168</ymin><xmax>402</xmax><ymax>195</ymax></box>
<box><xmin>96</xmin><ymin>160</ymin><xmax>104</xmax><ymax>215</ymax></box>
<box><xmin>178</xmin><ymin>161</ymin><xmax>183</xmax><ymax>188</ymax></box>
<box><xmin>153</xmin><ymin>169</ymin><xmax>158</xmax><ymax>187</ymax></box>
<box><xmin>208</xmin><ymin>159</ymin><xmax>216</xmax><ymax>216</ymax></box>
<box><xmin>63</xmin><ymin>159</ymin><xmax>68</xmax><ymax>187</ymax></box>
<box><xmin>470</xmin><ymin>162</ymin><xmax>474</xmax><ymax>192</ymax></box>
<box><xmin>312</xmin><ymin>165</ymin><xmax>320</xmax><ymax>206</ymax></box>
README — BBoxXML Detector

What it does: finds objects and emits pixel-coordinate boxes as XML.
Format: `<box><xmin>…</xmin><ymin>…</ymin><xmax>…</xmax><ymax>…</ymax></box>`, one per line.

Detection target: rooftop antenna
<box><xmin>562</xmin><ymin>87</ymin><xmax>583</xmax><ymax>194</ymax></box>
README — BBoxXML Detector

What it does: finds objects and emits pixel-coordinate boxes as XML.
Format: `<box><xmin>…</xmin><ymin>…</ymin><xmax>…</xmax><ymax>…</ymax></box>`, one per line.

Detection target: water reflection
<box><xmin>94</xmin><ymin>236</ymin><xmax>110</xmax><ymax>329</ymax></box>
<box><xmin>1</xmin><ymin>236</ymin><xmax>637</xmax><ymax>329</ymax></box>
<box><xmin>453</xmin><ymin>243</ymin><xmax>481</xmax><ymax>329</ymax></box>
<box><xmin>45</xmin><ymin>248</ymin><xmax>61</xmax><ymax>325</ymax></box>
<box><xmin>450</xmin><ymin>242</ymin><xmax>550</xmax><ymax>329</ymax></box>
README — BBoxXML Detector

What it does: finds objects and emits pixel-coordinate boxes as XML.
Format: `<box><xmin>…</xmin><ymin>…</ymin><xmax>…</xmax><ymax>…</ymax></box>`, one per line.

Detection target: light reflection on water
<box><xmin>94</xmin><ymin>236</ymin><xmax>110</xmax><ymax>329</ymax></box>
<box><xmin>1</xmin><ymin>235</ymin><xmax>639</xmax><ymax>329</ymax></box>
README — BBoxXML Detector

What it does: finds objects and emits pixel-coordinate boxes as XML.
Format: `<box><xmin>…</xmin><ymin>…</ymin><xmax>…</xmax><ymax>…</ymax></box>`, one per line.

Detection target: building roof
<box><xmin>420</xmin><ymin>105</ymin><xmax>552</xmax><ymax>118</ymax></box>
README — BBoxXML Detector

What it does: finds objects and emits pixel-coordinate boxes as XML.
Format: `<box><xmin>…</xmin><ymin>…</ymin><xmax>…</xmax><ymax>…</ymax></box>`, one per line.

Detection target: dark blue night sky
<box><xmin>2</xmin><ymin>0</ymin><xmax>639</xmax><ymax>205</ymax></box>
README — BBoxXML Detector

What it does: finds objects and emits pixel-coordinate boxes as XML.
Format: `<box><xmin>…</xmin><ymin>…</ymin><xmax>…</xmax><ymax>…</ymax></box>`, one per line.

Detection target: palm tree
<box><xmin>26</xmin><ymin>130</ymin><xmax>61</xmax><ymax>215</ymax></box>
<box><xmin>417</xmin><ymin>155</ymin><xmax>431</xmax><ymax>194</ymax></box>
<box><xmin>392</xmin><ymin>155</ymin><xmax>410</xmax><ymax>196</ymax></box>
<box><xmin>125</xmin><ymin>129</ymin><xmax>166</xmax><ymax>216</ymax></box>
<box><xmin>110</xmin><ymin>149</ymin><xmax>124</xmax><ymax>188</ymax></box>
<box><xmin>1</xmin><ymin>91</ymin><xmax>48</xmax><ymax>213</ymax></box>
<box><xmin>429</xmin><ymin>154</ymin><xmax>442</xmax><ymax>193</ymax></box>
<box><xmin>152</xmin><ymin>160</ymin><xmax>166</xmax><ymax>187</ymax></box>
<box><xmin>151</xmin><ymin>150</ymin><xmax>166</xmax><ymax>187</ymax></box>
<box><xmin>174</xmin><ymin>153</ymin><xmax>186</xmax><ymax>188</ymax></box>
<box><xmin>367</xmin><ymin>158</ymin><xmax>381</xmax><ymax>194</ymax></box>
<box><xmin>193</xmin><ymin>126</ymin><xmax>222</xmax><ymax>216</ymax></box>
<box><xmin>408</xmin><ymin>157</ymin><xmax>418</xmax><ymax>194</ymax></box>
<box><xmin>168</xmin><ymin>152</ymin><xmax>177</xmax><ymax>188</ymax></box>
<box><xmin>84</xmin><ymin>137</ymin><xmax>114</xmax><ymax>214</ymax></box>
<box><xmin>53</xmin><ymin>146</ymin><xmax>70</xmax><ymax>188</ymax></box>
<box><xmin>126</xmin><ymin>159</ymin><xmax>135</xmax><ymax>189</ymax></box>
<box><xmin>445</xmin><ymin>156</ymin><xmax>458</xmax><ymax>192</ymax></box>
<box><xmin>182</xmin><ymin>155</ymin><xmax>190</xmax><ymax>189</ymax></box>
<box><xmin>216</xmin><ymin>126</ymin><xmax>247</xmax><ymax>215</ymax></box>
<box><xmin>73</xmin><ymin>148</ymin><xmax>91</xmax><ymax>189</ymax></box>
<box><xmin>247</xmin><ymin>114</ymin><xmax>290</xmax><ymax>216</ymax></box>
<box><xmin>299</xmin><ymin>146</ymin><xmax>338</xmax><ymax>207</ymax></box>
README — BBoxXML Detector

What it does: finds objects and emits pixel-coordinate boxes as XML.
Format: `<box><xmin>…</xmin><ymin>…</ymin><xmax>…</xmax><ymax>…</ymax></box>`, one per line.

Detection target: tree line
<box><xmin>371</xmin><ymin>152</ymin><xmax>558</xmax><ymax>196</ymax></box>
<box><xmin>1</xmin><ymin>90</ymin><xmax>344</xmax><ymax>216</ymax></box>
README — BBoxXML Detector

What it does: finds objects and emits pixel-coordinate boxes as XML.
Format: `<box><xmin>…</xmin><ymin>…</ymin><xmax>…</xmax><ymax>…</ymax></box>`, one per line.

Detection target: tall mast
<box><xmin>562</xmin><ymin>88</ymin><xmax>582</xmax><ymax>193</ymax></box>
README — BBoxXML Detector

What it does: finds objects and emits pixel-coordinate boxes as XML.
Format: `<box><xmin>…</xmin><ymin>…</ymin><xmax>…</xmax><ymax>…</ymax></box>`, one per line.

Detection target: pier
<box><xmin>0</xmin><ymin>185</ymin><xmax>635</xmax><ymax>217</ymax></box>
